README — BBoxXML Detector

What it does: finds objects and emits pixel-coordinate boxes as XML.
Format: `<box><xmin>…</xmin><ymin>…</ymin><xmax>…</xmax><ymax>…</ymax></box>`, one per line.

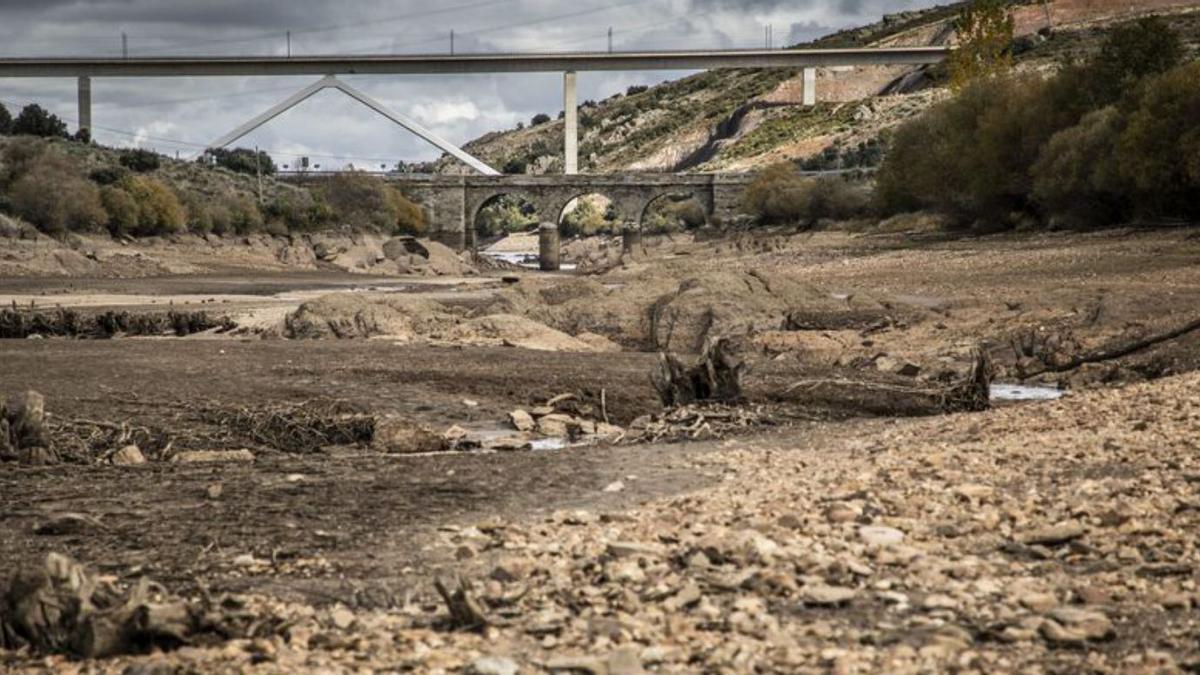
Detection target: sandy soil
<box><xmin>2</xmin><ymin>226</ymin><xmax>1199</xmax><ymax>672</ymax></box>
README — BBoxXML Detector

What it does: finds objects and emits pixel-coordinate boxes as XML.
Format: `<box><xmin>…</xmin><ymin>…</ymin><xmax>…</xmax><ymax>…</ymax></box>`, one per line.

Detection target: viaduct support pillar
<box><xmin>802</xmin><ymin>67</ymin><xmax>816</xmax><ymax>106</ymax></box>
<box><xmin>563</xmin><ymin>70</ymin><xmax>578</xmax><ymax>175</ymax></box>
<box><xmin>621</xmin><ymin>222</ymin><xmax>642</xmax><ymax>257</ymax></box>
<box><xmin>539</xmin><ymin>222</ymin><xmax>561</xmax><ymax>271</ymax></box>
<box><xmin>77</xmin><ymin>76</ymin><xmax>92</xmax><ymax>141</ymax></box>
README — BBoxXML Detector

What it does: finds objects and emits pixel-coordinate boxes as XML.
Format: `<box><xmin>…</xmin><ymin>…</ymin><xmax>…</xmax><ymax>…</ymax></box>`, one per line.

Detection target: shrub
<box><xmin>386</xmin><ymin>188</ymin><xmax>427</xmax><ymax>235</ymax></box>
<box><xmin>0</xmin><ymin>103</ymin><xmax>11</xmax><ymax>135</ymax></box>
<box><xmin>206</xmin><ymin>147</ymin><xmax>276</xmax><ymax>176</ymax></box>
<box><xmin>1031</xmin><ymin>107</ymin><xmax>1126</xmax><ymax>228</ymax></box>
<box><xmin>118</xmin><ymin>148</ymin><xmax>161</xmax><ymax>172</ymax></box>
<box><xmin>228</xmin><ymin>195</ymin><xmax>264</xmax><ymax>234</ymax></box>
<box><xmin>318</xmin><ymin>172</ymin><xmax>397</xmax><ymax>231</ymax></box>
<box><xmin>0</xmin><ymin>137</ymin><xmax>46</xmax><ymax>187</ymax></box>
<box><xmin>121</xmin><ymin>176</ymin><xmax>186</xmax><ymax>236</ymax></box>
<box><xmin>8</xmin><ymin>151</ymin><xmax>107</xmax><ymax>234</ymax></box>
<box><xmin>89</xmin><ymin>165</ymin><xmax>131</xmax><ymax>186</ymax></box>
<box><xmin>1113</xmin><ymin>61</ymin><xmax>1200</xmax><ymax>218</ymax></box>
<box><xmin>626</xmin><ymin>85</ymin><xmax>648</xmax><ymax>96</ymax></box>
<box><xmin>948</xmin><ymin>0</ymin><xmax>1014</xmax><ymax>89</ymax></box>
<box><xmin>100</xmin><ymin>185</ymin><xmax>140</xmax><ymax>236</ymax></box>
<box><xmin>560</xmin><ymin>196</ymin><xmax>616</xmax><ymax>238</ymax></box>
<box><xmin>1087</xmin><ymin>16</ymin><xmax>1183</xmax><ymax>106</ymax></box>
<box><xmin>503</xmin><ymin>157</ymin><xmax>528</xmax><ymax>175</ymax></box>
<box><xmin>11</xmin><ymin>104</ymin><xmax>68</xmax><ymax>138</ymax></box>
<box><xmin>530</xmin><ymin>113</ymin><xmax>551</xmax><ymax>126</ymax></box>
<box><xmin>745</xmin><ymin>164</ymin><xmax>871</xmax><ymax>226</ymax></box>
<box><xmin>266</xmin><ymin>190</ymin><xmax>334</xmax><ymax>233</ymax></box>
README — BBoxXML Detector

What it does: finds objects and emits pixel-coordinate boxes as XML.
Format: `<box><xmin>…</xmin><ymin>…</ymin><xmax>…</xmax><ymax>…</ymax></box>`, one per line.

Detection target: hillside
<box><xmin>434</xmin><ymin>0</ymin><xmax>1200</xmax><ymax>176</ymax></box>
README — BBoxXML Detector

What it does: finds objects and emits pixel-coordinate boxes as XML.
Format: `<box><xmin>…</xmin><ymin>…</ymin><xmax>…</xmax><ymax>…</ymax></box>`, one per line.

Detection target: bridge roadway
<box><xmin>0</xmin><ymin>47</ymin><xmax>950</xmax><ymax>77</ymax></box>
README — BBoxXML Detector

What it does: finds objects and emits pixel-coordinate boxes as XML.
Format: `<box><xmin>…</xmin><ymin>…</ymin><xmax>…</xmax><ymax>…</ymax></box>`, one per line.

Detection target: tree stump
<box><xmin>652</xmin><ymin>336</ymin><xmax>747</xmax><ymax>407</ymax></box>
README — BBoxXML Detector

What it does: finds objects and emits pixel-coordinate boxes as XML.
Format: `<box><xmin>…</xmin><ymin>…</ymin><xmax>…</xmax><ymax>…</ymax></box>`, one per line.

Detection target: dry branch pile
<box><xmin>0</xmin><ymin>305</ymin><xmax>235</xmax><ymax>339</ymax></box>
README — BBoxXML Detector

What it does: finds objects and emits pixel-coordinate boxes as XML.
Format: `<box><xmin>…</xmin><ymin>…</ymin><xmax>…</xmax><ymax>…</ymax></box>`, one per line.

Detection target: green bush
<box><xmin>266</xmin><ymin>190</ymin><xmax>334</xmax><ymax>233</ymax></box>
<box><xmin>386</xmin><ymin>187</ymin><xmax>427</xmax><ymax>236</ymax></box>
<box><xmin>8</xmin><ymin>151</ymin><xmax>107</xmax><ymax>234</ymax></box>
<box><xmin>1031</xmin><ymin>107</ymin><xmax>1126</xmax><ymax>228</ymax></box>
<box><xmin>118</xmin><ymin>148</ymin><xmax>161</xmax><ymax>173</ymax></box>
<box><xmin>121</xmin><ymin>176</ymin><xmax>186</xmax><ymax>236</ymax></box>
<box><xmin>0</xmin><ymin>103</ymin><xmax>11</xmax><ymax>135</ymax></box>
<box><xmin>206</xmin><ymin>147</ymin><xmax>276</xmax><ymax>176</ymax></box>
<box><xmin>1112</xmin><ymin>61</ymin><xmax>1200</xmax><ymax>218</ymax></box>
<box><xmin>100</xmin><ymin>185</ymin><xmax>140</xmax><ymax>236</ymax></box>
<box><xmin>228</xmin><ymin>195</ymin><xmax>264</xmax><ymax>235</ymax></box>
<box><xmin>318</xmin><ymin>171</ymin><xmax>418</xmax><ymax>232</ymax></box>
<box><xmin>743</xmin><ymin>164</ymin><xmax>870</xmax><ymax>226</ymax></box>
<box><xmin>89</xmin><ymin>165</ymin><xmax>131</xmax><ymax>186</ymax></box>
<box><xmin>879</xmin><ymin>14</ymin><xmax>1190</xmax><ymax>229</ymax></box>
<box><xmin>560</xmin><ymin>196</ymin><xmax>617</xmax><ymax>238</ymax></box>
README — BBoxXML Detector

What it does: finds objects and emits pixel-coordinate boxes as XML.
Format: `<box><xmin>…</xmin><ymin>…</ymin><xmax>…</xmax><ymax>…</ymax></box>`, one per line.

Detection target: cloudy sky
<box><xmin>0</xmin><ymin>0</ymin><xmax>942</xmax><ymax>169</ymax></box>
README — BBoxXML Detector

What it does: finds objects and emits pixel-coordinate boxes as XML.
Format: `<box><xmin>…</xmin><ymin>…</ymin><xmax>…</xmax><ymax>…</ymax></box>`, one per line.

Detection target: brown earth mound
<box><xmin>283</xmin><ymin>293</ymin><xmax>454</xmax><ymax>340</ymax></box>
<box><xmin>485</xmin><ymin>270</ymin><xmax>908</xmax><ymax>353</ymax></box>
<box><xmin>445</xmin><ymin>314</ymin><xmax>612</xmax><ymax>352</ymax></box>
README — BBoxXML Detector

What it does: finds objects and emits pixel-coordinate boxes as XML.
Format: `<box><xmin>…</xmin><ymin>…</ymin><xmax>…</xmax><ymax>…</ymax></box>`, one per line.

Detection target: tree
<box><xmin>206</xmin><ymin>147</ymin><xmax>277</xmax><ymax>176</ymax></box>
<box><xmin>1086</xmin><ymin>16</ymin><xmax>1183</xmax><ymax>106</ymax></box>
<box><xmin>119</xmin><ymin>148</ymin><xmax>161</xmax><ymax>172</ymax></box>
<box><xmin>0</xmin><ymin>103</ymin><xmax>12</xmax><ymax>135</ymax></box>
<box><xmin>530</xmin><ymin>113</ymin><xmax>552</xmax><ymax>126</ymax></box>
<box><xmin>11</xmin><ymin>104</ymin><xmax>68</xmax><ymax>138</ymax></box>
<box><xmin>949</xmin><ymin>0</ymin><xmax>1014</xmax><ymax>89</ymax></box>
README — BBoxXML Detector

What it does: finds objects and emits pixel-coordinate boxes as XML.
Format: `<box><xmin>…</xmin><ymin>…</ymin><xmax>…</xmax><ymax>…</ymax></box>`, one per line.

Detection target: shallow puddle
<box><xmin>990</xmin><ymin>383</ymin><xmax>1065</xmax><ymax>401</ymax></box>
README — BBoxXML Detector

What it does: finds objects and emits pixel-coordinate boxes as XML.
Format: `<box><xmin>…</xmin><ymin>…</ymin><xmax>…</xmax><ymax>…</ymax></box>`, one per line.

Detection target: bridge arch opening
<box><xmin>640</xmin><ymin>191</ymin><xmax>709</xmax><ymax>234</ymax></box>
<box><xmin>557</xmin><ymin>193</ymin><xmax>621</xmax><ymax>240</ymax></box>
<box><xmin>472</xmin><ymin>193</ymin><xmax>541</xmax><ymax>268</ymax></box>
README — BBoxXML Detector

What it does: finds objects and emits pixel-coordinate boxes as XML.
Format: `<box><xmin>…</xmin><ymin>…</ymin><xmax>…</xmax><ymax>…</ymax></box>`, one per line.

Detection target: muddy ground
<box><xmin>2</xmin><ymin>226</ymin><xmax>1199</xmax><ymax>672</ymax></box>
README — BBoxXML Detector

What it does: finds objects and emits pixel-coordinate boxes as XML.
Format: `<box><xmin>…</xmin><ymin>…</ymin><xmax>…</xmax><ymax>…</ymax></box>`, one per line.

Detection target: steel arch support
<box><xmin>200</xmin><ymin>75</ymin><xmax>499</xmax><ymax>175</ymax></box>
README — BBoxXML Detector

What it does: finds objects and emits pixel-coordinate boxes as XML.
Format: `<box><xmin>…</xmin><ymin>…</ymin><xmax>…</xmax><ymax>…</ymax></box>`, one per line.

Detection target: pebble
<box><xmin>859</xmin><ymin>525</ymin><xmax>905</xmax><ymax>548</ymax></box>
<box><xmin>111</xmin><ymin>444</ymin><xmax>146</xmax><ymax>466</ymax></box>
<box><xmin>467</xmin><ymin>656</ymin><xmax>519</xmax><ymax>675</ymax></box>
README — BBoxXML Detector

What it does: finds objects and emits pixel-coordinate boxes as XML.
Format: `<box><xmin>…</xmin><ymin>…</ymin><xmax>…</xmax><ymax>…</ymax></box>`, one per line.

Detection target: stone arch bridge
<box><xmin>285</xmin><ymin>173</ymin><xmax>752</xmax><ymax>270</ymax></box>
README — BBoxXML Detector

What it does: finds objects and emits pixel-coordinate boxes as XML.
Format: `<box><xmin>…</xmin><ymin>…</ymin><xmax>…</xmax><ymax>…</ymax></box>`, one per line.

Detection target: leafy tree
<box><xmin>12</xmin><ymin>104</ymin><xmax>68</xmax><ymax>138</ymax></box>
<box><xmin>118</xmin><ymin>148</ymin><xmax>161</xmax><ymax>172</ymax></box>
<box><xmin>1031</xmin><ymin>107</ymin><xmax>1127</xmax><ymax>228</ymax></box>
<box><xmin>0</xmin><ymin>103</ymin><xmax>12</xmax><ymax>135</ymax></box>
<box><xmin>1086</xmin><ymin>16</ymin><xmax>1183</xmax><ymax>106</ymax></box>
<box><xmin>206</xmin><ymin>147</ymin><xmax>276</xmax><ymax>176</ymax></box>
<box><xmin>949</xmin><ymin>0</ymin><xmax>1014</xmax><ymax>89</ymax></box>
<box><xmin>1114</xmin><ymin>61</ymin><xmax>1200</xmax><ymax>218</ymax></box>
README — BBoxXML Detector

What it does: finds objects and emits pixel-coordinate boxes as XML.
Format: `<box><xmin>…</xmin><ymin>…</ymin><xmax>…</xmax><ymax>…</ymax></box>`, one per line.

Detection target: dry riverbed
<box><xmin>1</xmin><ymin>227</ymin><xmax>1199</xmax><ymax>672</ymax></box>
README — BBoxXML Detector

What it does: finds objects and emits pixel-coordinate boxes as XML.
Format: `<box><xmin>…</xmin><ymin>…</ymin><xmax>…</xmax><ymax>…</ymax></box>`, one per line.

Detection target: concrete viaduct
<box><xmin>284</xmin><ymin>172</ymin><xmax>752</xmax><ymax>269</ymax></box>
<box><xmin>1</xmin><ymin>47</ymin><xmax>950</xmax><ymax>268</ymax></box>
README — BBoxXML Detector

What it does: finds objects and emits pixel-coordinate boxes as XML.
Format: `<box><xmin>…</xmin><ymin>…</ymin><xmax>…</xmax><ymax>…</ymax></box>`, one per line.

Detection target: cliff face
<box><xmin>433</xmin><ymin>0</ymin><xmax>1200</xmax><ymax>176</ymax></box>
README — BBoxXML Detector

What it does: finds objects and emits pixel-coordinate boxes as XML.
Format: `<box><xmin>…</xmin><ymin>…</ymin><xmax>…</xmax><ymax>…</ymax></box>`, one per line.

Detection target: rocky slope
<box><xmin>435</xmin><ymin>0</ymin><xmax>1200</xmax><ymax>176</ymax></box>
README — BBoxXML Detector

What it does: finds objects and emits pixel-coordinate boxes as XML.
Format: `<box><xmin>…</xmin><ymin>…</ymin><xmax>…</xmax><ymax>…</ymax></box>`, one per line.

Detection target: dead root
<box><xmin>0</xmin><ymin>553</ymin><xmax>286</xmax><ymax>659</ymax></box>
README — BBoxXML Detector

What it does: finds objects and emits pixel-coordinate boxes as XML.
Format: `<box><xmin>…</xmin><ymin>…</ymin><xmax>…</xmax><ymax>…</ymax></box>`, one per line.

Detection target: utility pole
<box><xmin>450</xmin><ymin>30</ymin><xmax>455</xmax><ymax>55</ymax></box>
<box><xmin>286</xmin><ymin>30</ymin><xmax>292</xmax><ymax>57</ymax></box>
<box><xmin>121</xmin><ymin>31</ymin><xmax>128</xmax><ymax>58</ymax></box>
<box><xmin>1042</xmin><ymin>0</ymin><xmax>1053</xmax><ymax>32</ymax></box>
<box><xmin>608</xmin><ymin>27</ymin><xmax>613</xmax><ymax>53</ymax></box>
<box><xmin>254</xmin><ymin>146</ymin><xmax>263</xmax><ymax>204</ymax></box>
